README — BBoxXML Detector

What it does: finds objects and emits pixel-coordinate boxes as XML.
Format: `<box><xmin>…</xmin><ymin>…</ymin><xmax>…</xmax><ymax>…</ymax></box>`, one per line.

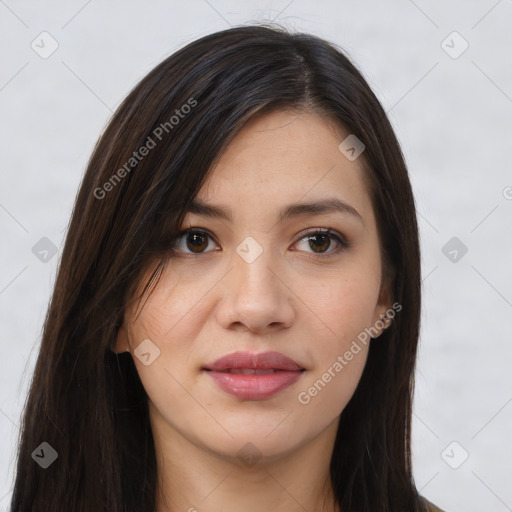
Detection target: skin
<box><xmin>116</xmin><ymin>109</ymin><xmax>392</xmax><ymax>512</ymax></box>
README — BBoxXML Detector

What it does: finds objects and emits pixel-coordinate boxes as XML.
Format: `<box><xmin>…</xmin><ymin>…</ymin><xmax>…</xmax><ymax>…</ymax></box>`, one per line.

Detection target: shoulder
<box><xmin>420</xmin><ymin>495</ymin><xmax>446</xmax><ymax>512</ymax></box>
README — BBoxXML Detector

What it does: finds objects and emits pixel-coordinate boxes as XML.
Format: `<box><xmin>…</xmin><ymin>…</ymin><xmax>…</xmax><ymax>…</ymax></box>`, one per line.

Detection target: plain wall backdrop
<box><xmin>1</xmin><ymin>1</ymin><xmax>511</xmax><ymax>511</ymax></box>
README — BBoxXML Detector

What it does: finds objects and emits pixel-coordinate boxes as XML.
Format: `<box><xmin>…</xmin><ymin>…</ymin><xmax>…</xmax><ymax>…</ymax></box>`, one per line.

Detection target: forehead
<box><xmin>193</xmin><ymin>109</ymin><xmax>375</xmax><ymax>227</ymax></box>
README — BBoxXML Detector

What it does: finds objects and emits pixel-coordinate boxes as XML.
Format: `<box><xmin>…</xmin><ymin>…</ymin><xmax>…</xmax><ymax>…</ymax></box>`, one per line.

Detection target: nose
<box><xmin>215</xmin><ymin>243</ymin><xmax>296</xmax><ymax>335</ymax></box>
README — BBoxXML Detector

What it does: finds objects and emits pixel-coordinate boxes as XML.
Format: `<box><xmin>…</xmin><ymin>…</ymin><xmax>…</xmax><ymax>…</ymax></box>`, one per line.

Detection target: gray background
<box><xmin>1</xmin><ymin>1</ymin><xmax>511</xmax><ymax>511</ymax></box>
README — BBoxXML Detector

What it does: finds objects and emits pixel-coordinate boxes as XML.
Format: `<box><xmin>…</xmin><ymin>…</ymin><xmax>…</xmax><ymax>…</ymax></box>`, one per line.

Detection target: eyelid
<box><xmin>297</xmin><ymin>226</ymin><xmax>346</xmax><ymax>241</ymax></box>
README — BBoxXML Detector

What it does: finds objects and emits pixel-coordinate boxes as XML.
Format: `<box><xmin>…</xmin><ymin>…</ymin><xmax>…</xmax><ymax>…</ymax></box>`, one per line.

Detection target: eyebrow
<box><xmin>186</xmin><ymin>197</ymin><xmax>364</xmax><ymax>224</ymax></box>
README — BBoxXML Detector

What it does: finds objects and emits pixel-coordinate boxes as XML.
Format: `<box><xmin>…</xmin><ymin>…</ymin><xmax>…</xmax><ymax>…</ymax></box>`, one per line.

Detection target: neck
<box><xmin>151</xmin><ymin>405</ymin><xmax>341</xmax><ymax>512</ymax></box>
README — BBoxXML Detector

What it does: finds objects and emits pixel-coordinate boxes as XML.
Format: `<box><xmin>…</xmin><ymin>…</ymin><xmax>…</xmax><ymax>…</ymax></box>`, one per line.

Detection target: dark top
<box><xmin>422</xmin><ymin>496</ymin><xmax>446</xmax><ymax>511</ymax></box>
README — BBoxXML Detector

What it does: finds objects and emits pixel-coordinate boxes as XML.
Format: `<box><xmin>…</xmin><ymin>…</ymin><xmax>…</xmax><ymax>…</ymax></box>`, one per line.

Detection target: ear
<box><xmin>114</xmin><ymin>325</ymin><xmax>131</xmax><ymax>353</ymax></box>
<box><xmin>371</xmin><ymin>282</ymin><xmax>394</xmax><ymax>338</ymax></box>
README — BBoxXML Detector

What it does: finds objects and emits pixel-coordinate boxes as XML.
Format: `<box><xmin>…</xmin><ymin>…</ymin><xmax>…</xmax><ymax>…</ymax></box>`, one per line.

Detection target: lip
<box><xmin>202</xmin><ymin>351</ymin><xmax>305</xmax><ymax>400</ymax></box>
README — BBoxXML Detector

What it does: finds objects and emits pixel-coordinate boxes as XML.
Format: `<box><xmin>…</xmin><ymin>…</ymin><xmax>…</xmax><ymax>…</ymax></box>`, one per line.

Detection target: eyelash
<box><xmin>170</xmin><ymin>227</ymin><xmax>351</xmax><ymax>260</ymax></box>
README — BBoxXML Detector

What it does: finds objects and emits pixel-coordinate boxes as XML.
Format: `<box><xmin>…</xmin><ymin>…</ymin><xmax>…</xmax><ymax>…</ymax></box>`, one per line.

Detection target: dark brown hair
<box><xmin>11</xmin><ymin>23</ymin><xmax>423</xmax><ymax>512</ymax></box>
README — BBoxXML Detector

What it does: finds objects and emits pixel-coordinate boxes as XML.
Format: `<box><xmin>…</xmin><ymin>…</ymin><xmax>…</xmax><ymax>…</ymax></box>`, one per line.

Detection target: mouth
<box><xmin>202</xmin><ymin>350</ymin><xmax>305</xmax><ymax>372</ymax></box>
<box><xmin>202</xmin><ymin>351</ymin><xmax>306</xmax><ymax>400</ymax></box>
<box><xmin>212</xmin><ymin>368</ymin><xmax>286</xmax><ymax>375</ymax></box>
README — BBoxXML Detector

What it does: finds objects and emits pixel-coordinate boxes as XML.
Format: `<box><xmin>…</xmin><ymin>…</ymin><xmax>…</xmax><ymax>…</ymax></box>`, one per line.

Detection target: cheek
<box><xmin>122</xmin><ymin>263</ymin><xmax>227</xmax><ymax>407</ymax></box>
<box><xmin>123</xmin><ymin>292</ymin><xmax>209</xmax><ymax>438</ymax></box>
<box><xmin>300</xmin><ymin>264</ymin><xmax>381</xmax><ymax>348</ymax></box>
<box><xmin>296</xmin><ymin>300</ymin><xmax>371</xmax><ymax>422</ymax></box>
<box><xmin>297</xmin><ymin>345</ymin><xmax>369</xmax><ymax>421</ymax></box>
<box><xmin>293</xmin><ymin>268</ymin><xmax>379</xmax><ymax>416</ymax></box>
<box><xmin>126</xmin><ymin>266</ymin><xmax>210</xmax><ymax>351</ymax></box>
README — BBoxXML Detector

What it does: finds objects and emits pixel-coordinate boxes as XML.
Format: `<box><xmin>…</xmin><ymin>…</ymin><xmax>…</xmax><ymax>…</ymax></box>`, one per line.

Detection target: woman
<box><xmin>10</xmin><ymin>24</ymin><xmax>445</xmax><ymax>512</ymax></box>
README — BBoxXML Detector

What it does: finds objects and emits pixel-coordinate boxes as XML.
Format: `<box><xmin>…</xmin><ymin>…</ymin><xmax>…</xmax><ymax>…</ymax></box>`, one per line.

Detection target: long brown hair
<box><xmin>11</xmin><ymin>24</ymin><xmax>423</xmax><ymax>512</ymax></box>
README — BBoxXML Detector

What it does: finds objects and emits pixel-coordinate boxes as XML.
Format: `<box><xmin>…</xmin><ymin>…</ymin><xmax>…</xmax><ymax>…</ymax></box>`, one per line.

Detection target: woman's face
<box><xmin>116</xmin><ymin>109</ymin><xmax>391</xmax><ymax>464</ymax></box>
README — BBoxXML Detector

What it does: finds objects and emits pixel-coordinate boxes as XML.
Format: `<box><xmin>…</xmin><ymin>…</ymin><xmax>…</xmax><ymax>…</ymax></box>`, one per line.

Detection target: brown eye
<box><xmin>173</xmin><ymin>229</ymin><xmax>218</xmax><ymax>254</ymax></box>
<box><xmin>186</xmin><ymin>232</ymin><xmax>208</xmax><ymax>253</ymax></box>
<box><xmin>307</xmin><ymin>233</ymin><xmax>331</xmax><ymax>253</ymax></box>
<box><xmin>294</xmin><ymin>228</ymin><xmax>349</xmax><ymax>258</ymax></box>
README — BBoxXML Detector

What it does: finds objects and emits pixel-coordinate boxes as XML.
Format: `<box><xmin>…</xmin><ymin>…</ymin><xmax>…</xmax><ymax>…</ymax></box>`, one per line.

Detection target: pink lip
<box><xmin>203</xmin><ymin>351</ymin><xmax>305</xmax><ymax>400</ymax></box>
